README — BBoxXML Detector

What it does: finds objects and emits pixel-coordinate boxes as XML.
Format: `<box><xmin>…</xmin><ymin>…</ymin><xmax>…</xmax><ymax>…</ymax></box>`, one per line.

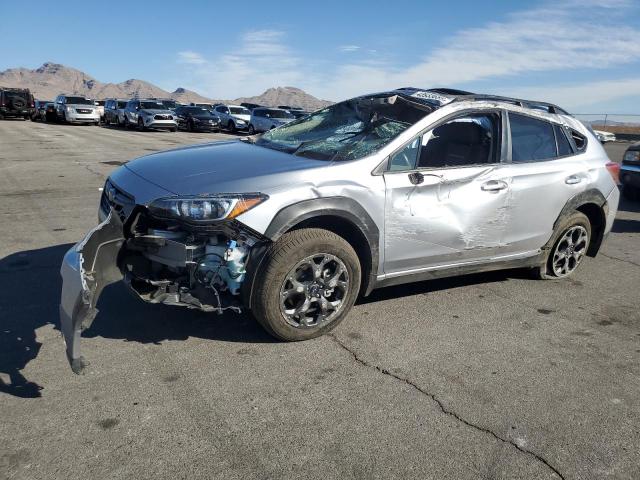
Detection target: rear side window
<box><xmin>570</xmin><ymin>130</ymin><xmax>587</xmax><ymax>152</ymax></box>
<box><xmin>554</xmin><ymin>125</ymin><xmax>573</xmax><ymax>156</ymax></box>
<box><xmin>510</xmin><ymin>113</ymin><xmax>557</xmax><ymax>162</ymax></box>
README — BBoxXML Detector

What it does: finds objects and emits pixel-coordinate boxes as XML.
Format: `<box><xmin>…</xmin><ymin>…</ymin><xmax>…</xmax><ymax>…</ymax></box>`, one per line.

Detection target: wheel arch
<box><xmin>552</xmin><ymin>188</ymin><xmax>607</xmax><ymax>257</ymax></box>
<box><xmin>242</xmin><ymin>197</ymin><xmax>380</xmax><ymax>308</ymax></box>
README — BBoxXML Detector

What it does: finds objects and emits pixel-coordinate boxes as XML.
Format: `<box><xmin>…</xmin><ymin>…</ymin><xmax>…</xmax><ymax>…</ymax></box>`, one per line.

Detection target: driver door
<box><xmin>383</xmin><ymin>110</ymin><xmax>512</xmax><ymax>275</ymax></box>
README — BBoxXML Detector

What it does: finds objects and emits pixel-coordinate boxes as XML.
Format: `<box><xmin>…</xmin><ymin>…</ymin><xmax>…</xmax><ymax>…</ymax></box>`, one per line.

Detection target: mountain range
<box><xmin>0</xmin><ymin>62</ymin><xmax>332</xmax><ymax>110</ymax></box>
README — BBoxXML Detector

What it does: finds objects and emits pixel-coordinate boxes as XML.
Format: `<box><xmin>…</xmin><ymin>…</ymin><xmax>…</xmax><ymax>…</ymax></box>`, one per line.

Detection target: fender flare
<box><xmin>550</xmin><ymin>188</ymin><xmax>607</xmax><ymax>256</ymax></box>
<box><xmin>242</xmin><ymin>197</ymin><xmax>380</xmax><ymax>307</ymax></box>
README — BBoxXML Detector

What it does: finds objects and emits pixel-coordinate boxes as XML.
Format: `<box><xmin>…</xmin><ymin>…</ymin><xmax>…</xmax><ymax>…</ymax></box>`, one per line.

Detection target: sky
<box><xmin>1</xmin><ymin>0</ymin><xmax>640</xmax><ymax>113</ymax></box>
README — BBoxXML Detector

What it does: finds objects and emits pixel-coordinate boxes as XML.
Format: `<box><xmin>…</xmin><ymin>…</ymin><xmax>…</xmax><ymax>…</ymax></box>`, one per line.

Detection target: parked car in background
<box><xmin>594</xmin><ymin>130</ymin><xmax>616</xmax><ymax>143</ymax></box>
<box><xmin>213</xmin><ymin>104</ymin><xmax>251</xmax><ymax>132</ymax></box>
<box><xmin>103</xmin><ymin>99</ymin><xmax>128</xmax><ymax>126</ymax></box>
<box><xmin>621</xmin><ymin>142</ymin><xmax>640</xmax><ymax>200</ymax></box>
<box><xmin>0</xmin><ymin>87</ymin><xmax>35</xmax><ymax>119</ymax></box>
<box><xmin>123</xmin><ymin>99</ymin><xmax>177</xmax><ymax>131</ymax></box>
<box><xmin>30</xmin><ymin>100</ymin><xmax>52</xmax><ymax>121</ymax></box>
<box><xmin>43</xmin><ymin>102</ymin><xmax>56</xmax><ymax>122</ymax></box>
<box><xmin>94</xmin><ymin>100</ymin><xmax>105</xmax><ymax>122</ymax></box>
<box><xmin>189</xmin><ymin>102</ymin><xmax>216</xmax><ymax>110</ymax></box>
<box><xmin>59</xmin><ymin>87</ymin><xmax>620</xmax><ymax>373</ymax></box>
<box><xmin>248</xmin><ymin>107</ymin><xmax>295</xmax><ymax>134</ymax></box>
<box><xmin>175</xmin><ymin>105</ymin><xmax>220</xmax><ymax>132</ymax></box>
<box><xmin>54</xmin><ymin>95</ymin><xmax>100</xmax><ymax>124</ymax></box>
<box><xmin>241</xmin><ymin>102</ymin><xmax>263</xmax><ymax>111</ymax></box>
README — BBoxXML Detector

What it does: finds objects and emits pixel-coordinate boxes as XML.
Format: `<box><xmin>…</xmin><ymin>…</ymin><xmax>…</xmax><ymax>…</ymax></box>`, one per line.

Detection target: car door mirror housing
<box><xmin>408</xmin><ymin>172</ymin><xmax>424</xmax><ymax>185</ymax></box>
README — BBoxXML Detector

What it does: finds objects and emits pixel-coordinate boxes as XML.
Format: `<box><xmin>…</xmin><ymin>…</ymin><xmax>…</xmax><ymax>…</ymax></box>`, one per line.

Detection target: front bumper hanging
<box><xmin>59</xmin><ymin>212</ymin><xmax>124</xmax><ymax>374</ymax></box>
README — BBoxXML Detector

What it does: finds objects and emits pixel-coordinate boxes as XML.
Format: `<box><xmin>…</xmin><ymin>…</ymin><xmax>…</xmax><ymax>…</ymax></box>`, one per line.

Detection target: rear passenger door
<box><xmin>499</xmin><ymin>112</ymin><xmax>588</xmax><ymax>255</ymax></box>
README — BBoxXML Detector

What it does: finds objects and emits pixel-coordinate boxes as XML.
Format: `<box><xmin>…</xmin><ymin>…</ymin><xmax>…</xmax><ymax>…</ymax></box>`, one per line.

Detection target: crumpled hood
<box><xmin>124</xmin><ymin>140</ymin><xmax>327</xmax><ymax>197</ymax></box>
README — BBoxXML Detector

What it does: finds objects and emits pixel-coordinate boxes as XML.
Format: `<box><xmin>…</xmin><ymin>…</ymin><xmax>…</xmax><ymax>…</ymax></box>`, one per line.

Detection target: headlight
<box><xmin>66</xmin><ymin>106</ymin><xmax>73</xmax><ymax>112</ymax></box>
<box><xmin>236</xmin><ymin>119</ymin><xmax>246</xmax><ymax>125</ymax></box>
<box><xmin>193</xmin><ymin>117</ymin><xmax>201</xmax><ymax>123</ymax></box>
<box><xmin>148</xmin><ymin>194</ymin><xmax>268</xmax><ymax>223</ymax></box>
<box><xmin>624</xmin><ymin>151</ymin><xmax>639</xmax><ymax>162</ymax></box>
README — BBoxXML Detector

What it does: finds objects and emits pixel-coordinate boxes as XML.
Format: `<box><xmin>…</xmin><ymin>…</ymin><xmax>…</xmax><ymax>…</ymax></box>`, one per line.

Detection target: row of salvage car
<box><xmin>29</xmin><ymin>94</ymin><xmax>306</xmax><ymax>134</ymax></box>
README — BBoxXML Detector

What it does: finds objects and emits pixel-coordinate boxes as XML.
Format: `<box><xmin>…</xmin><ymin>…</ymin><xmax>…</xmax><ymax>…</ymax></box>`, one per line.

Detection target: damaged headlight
<box><xmin>148</xmin><ymin>194</ymin><xmax>268</xmax><ymax>223</ymax></box>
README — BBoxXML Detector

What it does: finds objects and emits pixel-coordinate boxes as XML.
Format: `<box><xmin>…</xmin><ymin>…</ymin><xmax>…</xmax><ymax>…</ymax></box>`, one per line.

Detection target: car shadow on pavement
<box><xmin>359</xmin><ymin>269</ymin><xmax>520</xmax><ymax>305</ymax></box>
<box><xmin>0</xmin><ymin>244</ymin><xmax>73</xmax><ymax>398</ymax></box>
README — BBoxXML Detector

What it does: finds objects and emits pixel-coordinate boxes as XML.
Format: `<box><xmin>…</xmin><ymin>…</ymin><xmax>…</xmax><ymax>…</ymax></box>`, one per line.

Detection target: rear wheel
<box><xmin>250</xmin><ymin>228</ymin><xmax>361</xmax><ymax>341</ymax></box>
<box><xmin>532</xmin><ymin>211</ymin><xmax>591</xmax><ymax>279</ymax></box>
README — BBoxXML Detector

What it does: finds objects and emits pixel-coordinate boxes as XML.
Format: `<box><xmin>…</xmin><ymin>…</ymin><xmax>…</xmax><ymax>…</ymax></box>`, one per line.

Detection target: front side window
<box><xmin>417</xmin><ymin>113</ymin><xmax>500</xmax><ymax>168</ymax></box>
<box><xmin>255</xmin><ymin>94</ymin><xmax>432</xmax><ymax>161</ymax></box>
<box><xmin>510</xmin><ymin>113</ymin><xmax>557</xmax><ymax>162</ymax></box>
<box><xmin>389</xmin><ymin>138</ymin><xmax>421</xmax><ymax>171</ymax></box>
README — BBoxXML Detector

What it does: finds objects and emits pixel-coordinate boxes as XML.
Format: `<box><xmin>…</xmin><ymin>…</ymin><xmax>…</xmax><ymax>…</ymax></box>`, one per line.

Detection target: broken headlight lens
<box><xmin>148</xmin><ymin>194</ymin><xmax>268</xmax><ymax>223</ymax></box>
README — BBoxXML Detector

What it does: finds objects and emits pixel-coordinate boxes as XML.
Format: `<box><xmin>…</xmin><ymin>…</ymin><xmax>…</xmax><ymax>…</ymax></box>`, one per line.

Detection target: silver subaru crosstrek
<box><xmin>60</xmin><ymin>87</ymin><xmax>619</xmax><ymax>373</ymax></box>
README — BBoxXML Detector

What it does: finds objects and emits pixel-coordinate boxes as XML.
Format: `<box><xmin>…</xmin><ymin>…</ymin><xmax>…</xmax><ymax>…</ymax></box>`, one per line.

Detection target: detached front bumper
<box><xmin>59</xmin><ymin>212</ymin><xmax>124</xmax><ymax>374</ymax></box>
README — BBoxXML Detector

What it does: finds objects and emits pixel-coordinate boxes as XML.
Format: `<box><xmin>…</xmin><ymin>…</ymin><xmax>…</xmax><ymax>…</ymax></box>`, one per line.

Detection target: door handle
<box><xmin>565</xmin><ymin>175</ymin><xmax>582</xmax><ymax>185</ymax></box>
<box><xmin>481</xmin><ymin>180</ymin><xmax>508</xmax><ymax>192</ymax></box>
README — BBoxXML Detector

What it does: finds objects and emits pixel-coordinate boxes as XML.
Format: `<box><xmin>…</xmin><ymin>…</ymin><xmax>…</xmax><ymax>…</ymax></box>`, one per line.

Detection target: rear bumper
<box><xmin>604</xmin><ymin>187</ymin><xmax>620</xmax><ymax>237</ymax></box>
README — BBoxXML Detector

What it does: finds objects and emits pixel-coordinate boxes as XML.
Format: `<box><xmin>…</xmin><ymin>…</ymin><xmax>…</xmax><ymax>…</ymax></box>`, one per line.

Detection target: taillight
<box><xmin>605</xmin><ymin>161</ymin><xmax>620</xmax><ymax>184</ymax></box>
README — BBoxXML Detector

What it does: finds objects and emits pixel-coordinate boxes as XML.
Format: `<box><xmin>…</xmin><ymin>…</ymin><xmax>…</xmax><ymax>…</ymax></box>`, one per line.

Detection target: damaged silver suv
<box><xmin>60</xmin><ymin>88</ymin><xmax>620</xmax><ymax>373</ymax></box>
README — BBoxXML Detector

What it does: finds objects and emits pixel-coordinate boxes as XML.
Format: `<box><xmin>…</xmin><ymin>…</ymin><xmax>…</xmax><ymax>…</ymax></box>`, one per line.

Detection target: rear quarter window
<box><xmin>510</xmin><ymin>113</ymin><xmax>557</xmax><ymax>162</ymax></box>
<box><xmin>554</xmin><ymin>124</ymin><xmax>573</xmax><ymax>157</ymax></box>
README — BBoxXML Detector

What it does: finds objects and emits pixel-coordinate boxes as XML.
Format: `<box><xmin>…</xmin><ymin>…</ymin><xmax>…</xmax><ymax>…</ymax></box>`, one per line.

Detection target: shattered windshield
<box><xmin>254</xmin><ymin>94</ymin><xmax>432</xmax><ymax>161</ymax></box>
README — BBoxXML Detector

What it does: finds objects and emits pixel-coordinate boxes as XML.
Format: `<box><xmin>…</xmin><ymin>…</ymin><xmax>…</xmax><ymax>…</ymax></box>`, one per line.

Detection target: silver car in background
<box><xmin>54</xmin><ymin>95</ymin><xmax>100</xmax><ymax>124</ymax></box>
<box><xmin>59</xmin><ymin>87</ymin><xmax>619</xmax><ymax>373</ymax></box>
<box><xmin>248</xmin><ymin>107</ymin><xmax>295</xmax><ymax>134</ymax></box>
<box><xmin>122</xmin><ymin>99</ymin><xmax>177</xmax><ymax>131</ymax></box>
<box><xmin>213</xmin><ymin>104</ymin><xmax>251</xmax><ymax>132</ymax></box>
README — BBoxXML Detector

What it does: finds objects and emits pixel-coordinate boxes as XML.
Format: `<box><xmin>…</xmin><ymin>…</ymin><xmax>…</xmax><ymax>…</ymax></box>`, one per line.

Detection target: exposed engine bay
<box><xmin>123</xmin><ymin>227</ymin><xmax>253</xmax><ymax>314</ymax></box>
<box><xmin>121</xmin><ymin>208</ymin><xmax>263</xmax><ymax>314</ymax></box>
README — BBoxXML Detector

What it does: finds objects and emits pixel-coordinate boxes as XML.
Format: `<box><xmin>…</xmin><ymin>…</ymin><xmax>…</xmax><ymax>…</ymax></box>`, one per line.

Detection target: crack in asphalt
<box><xmin>328</xmin><ymin>334</ymin><xmax>565</xmax><ymax>480</ymax></box>
<box><xmin>599</xmin><ymin>252</ymin><xmax>640</xmax><ymax>268</ymax></box>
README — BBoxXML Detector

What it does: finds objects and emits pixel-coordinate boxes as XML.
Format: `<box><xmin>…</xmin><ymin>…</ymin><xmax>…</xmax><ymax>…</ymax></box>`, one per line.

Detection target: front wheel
<box><xmin>227</xmin><ymin>120</ymin><xmax>235</xmax><ymax>133</ymax></box>
<box><xmin>248</xmin><ymin>124</ymin><xmax>255</xmax><ymax>135</ymax></box>
<box><xmin>532</xmin><ymin>211</ymin><xmax>591</xmax><ymax>279</ymax></box>
<box><xmin>250</xmin><ymin>228</ymin><xmax>361</xmax><ymax>341</ymax></box>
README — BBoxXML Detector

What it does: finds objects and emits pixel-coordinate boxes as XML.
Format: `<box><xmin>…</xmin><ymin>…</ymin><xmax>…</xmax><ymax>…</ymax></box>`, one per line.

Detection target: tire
<box><xmin>532</xmin><ymin>211</ymin><xmax>591</xmax><ymax>280</ymax></box>
<box><xmin>123</xmin><ymin>116</ymin><xmax>130</xmax><ymax>129</ymax></box>
<box><xmin>187</xmin><ymin>120</ymin><xmax>194</xmax><ymax>132</ymax></box>
<box><xmin>227</xmin><ymin>120</ymin><xmax>235</xmax><ymax>133</ymax></box>
<box><xmin>170</xmin><ymin>127</ymin><xmax>177</xmax><ymax>132</ymax></box>
<box><xmin>248</xmin><ymin>124</ymin><xmax>255</xmax><ymax>135</ymax></box>
<box><xmin>250</xmin><ymin>228</ymin><xmax>361</xmax><ymax>341</ymax></box>
<box><xmin>137</xmin><ymin>117</ymin><xmax>145</xmax><ymax>131</ymax></box>
<box><xmin>61</xmin><ymin>112</ymin><xmax>67</xmax><ymax>124</ymax></box>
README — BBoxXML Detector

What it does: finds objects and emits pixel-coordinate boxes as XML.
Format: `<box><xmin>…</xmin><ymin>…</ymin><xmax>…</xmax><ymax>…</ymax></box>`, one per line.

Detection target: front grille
<box><xmin>76</xmin><ymin>109</ymin><xmax>93</xmax><ymax>114</ymax></box>
<box><xmin>154</xmin><ymin>114</ymin><xmax>173</xmax><ymax>120</ymax></box>
<box><xmin>100</xmin><ymin>180</ymin><xmax>135</xmax><ymax>222</ymax></box>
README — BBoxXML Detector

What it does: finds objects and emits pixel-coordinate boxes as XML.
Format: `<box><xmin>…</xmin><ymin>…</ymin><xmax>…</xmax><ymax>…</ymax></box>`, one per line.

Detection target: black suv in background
<box><xmin>621</xmin><ymin>143</ymin><xmax>640</xmax><ymax>200</ymax></box>
<box><xmin>0</xmin><ymin>88</ymin><xmax>35</xmax><ymax>119</ymax></box>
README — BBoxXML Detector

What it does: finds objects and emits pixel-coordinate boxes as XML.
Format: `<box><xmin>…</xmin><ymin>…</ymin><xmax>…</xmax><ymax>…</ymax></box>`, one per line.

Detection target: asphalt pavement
<box><xmin>0</xmin><ymin>120</ymin><xmax>638</xmax><ymax>479</ymax></box>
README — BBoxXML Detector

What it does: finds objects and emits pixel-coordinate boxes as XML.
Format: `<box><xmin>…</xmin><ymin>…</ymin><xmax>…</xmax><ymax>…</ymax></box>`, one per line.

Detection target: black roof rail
<box><xmin>453</xmin><ymin>94</ymin><xmax>569</xmax><ymax>115</ymax></box>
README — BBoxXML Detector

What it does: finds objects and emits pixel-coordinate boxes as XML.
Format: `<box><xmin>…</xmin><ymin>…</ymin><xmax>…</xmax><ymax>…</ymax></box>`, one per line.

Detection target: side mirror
<box><xmin>408</xmin><ymin>172</ymin><xmax>424</xmax><ymax>185</ymax></box>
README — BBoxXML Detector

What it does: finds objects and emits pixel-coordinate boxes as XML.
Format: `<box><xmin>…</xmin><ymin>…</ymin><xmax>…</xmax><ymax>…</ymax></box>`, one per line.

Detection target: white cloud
<box><xmin>504</xmin><ymin>77</ymin><xmax>640</xmax><ymax>112</ymax></box>
<box><xmin>339</xmin><ymin>45</ymin><xmax>361</xmax><ymax>52</ymax></box>
<box><xmin>173</xmin><ymin>1</ymin><xmax>640</xmax><ymax>109</ymax></box>
<box><xmin>177</xmin><ymin>51</ymin><xmax>206</xmax><ymax>65</ymax></box>
<box><xmin>173</xmin><ymin>30</ymin><xmax>303</xmax><ymax>99</ymax></box>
